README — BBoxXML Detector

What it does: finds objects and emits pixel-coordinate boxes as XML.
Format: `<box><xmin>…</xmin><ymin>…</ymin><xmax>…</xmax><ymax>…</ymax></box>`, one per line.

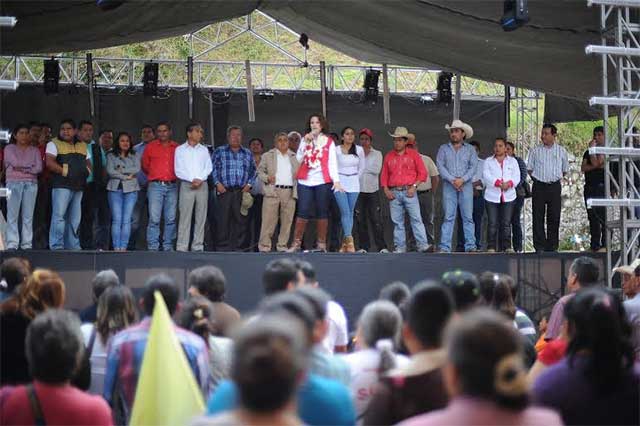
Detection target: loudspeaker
<box><xmin>43</xmin><ymin>59</ymin><xmax>59</xmax><ymax>95</ymax></box>
<box><xmin>143</xmin><ymin>62</ymin><xmax>159</xmax><ymax>97</ymax></box>
<box><xmin>437</xmin><ymin>72</ymin><xmax>453</xmax><ymax>104</ymax></box>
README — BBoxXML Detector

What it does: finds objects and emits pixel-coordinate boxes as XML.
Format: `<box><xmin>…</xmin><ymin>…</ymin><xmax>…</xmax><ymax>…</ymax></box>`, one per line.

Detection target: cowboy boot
<box><xmin>344</xmin><ymin>236</ymin><xmax>356</xmax><ymax>253</ymax></box>
<box><xmin>287</xmin><ymin>218</ymin><xmax>308</xmax><ymax>252</ymax></box>
<box><xmin>316</xmin><ymin>219</ymin><xmax>329</xmax><ymax>252</ymax></box>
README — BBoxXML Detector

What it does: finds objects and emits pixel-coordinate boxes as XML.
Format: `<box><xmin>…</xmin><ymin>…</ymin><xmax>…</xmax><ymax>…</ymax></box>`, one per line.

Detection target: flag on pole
<box><xmin>130</xmin><ymin>291</ymin><xmax>205</xmax><ymax>425</ymax></box>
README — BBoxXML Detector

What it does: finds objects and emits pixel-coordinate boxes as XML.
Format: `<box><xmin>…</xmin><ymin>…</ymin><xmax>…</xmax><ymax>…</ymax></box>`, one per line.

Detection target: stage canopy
<box><xmin>1</xmin><ymin>1</ymin><xmax>601</xmax><ymax>102</ymax></box>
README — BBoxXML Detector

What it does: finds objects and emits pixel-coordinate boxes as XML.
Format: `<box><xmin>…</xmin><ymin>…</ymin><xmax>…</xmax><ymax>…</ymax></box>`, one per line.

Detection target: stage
<box><xmin>0</xmin><ymin>250</ymin><xmax>607</xmax><ymax>326</ymax></box>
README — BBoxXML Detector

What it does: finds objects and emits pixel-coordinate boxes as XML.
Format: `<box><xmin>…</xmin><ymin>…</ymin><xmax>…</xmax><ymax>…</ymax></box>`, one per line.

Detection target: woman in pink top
<box><xmin>3</xmin><ymin>124</ymin><xmax>43</xmax><ymax>249</ymax></box>
<box><xmin>399</xmin><ymin>309</ymin><xmax>562</xmax><ymax>426</ymax></box>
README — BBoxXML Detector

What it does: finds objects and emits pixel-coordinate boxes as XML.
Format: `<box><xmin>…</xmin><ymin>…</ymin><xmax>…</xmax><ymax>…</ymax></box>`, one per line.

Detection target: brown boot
<box><xmin>344</xmin><ymin>236</ymin><xmax>356</xmax><ymax>253</ymax></box>
<box><xmin>287</xmin><ymin>218</ymin><xmax>308</xmax><ymax>252</ymax></box>
<box><xmin>316</xmin><ymin>219</ymin><xmax>329</xmax><ymax>252</ymax></box>
<box><xmin>339</xmin><ymin>237</ymin><xmax>348</xmax><ymax>253</ymax></box>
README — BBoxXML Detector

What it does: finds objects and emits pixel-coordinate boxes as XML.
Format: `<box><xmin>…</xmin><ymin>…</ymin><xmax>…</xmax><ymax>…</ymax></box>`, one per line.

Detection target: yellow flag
<box><xmin>130</xmin><ymin>291</ymin><xmax>205</xmax><ymax>426</ymax></box>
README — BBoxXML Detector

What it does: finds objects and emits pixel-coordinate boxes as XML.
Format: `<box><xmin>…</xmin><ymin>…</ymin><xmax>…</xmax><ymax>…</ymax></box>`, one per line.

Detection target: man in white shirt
<box><xmin>456</xmin><ymin>140</ymin><xmax>484</xmax><ymax>251</ymax></box>
<box><xmin>175</xmin><ymin>122</ymin><xmax>213</xmax><ymax>251</ymax></box>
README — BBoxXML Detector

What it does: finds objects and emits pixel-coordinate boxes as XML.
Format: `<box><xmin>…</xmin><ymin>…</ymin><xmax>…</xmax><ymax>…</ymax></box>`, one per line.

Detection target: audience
<box><xmin>378</xmin><ymin>281</ymin><xmax>411</xmax><ymax>307</ymax></box>
<box><xmin>441</xmin><ymin>270</ymin><xmax>481</xmax><ymax>311</ymax></box>
<box><xmin>79</xmin><ymin>269</ymin><xmax>120</xmax><ymax>323</ymax></box>
<box><xmin>0</xmin><ymin>257</ymin><xmax>31</xmax><ymax>302</ymax></box>
<box><xmin>624</xmin><ymin>264</ymin><xmax>640</xmax><ymax>358</ymax></box>
<box><xmin>262</xmin><ymin>258</ymin><xmax>303</xmax><ymax>295</ymax></box>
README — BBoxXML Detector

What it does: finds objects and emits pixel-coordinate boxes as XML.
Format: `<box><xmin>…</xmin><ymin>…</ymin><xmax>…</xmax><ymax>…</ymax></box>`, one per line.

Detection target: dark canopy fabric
<box><xmin>1</xmin><ymin>1</ymin><xmax>602</xmax><ymax>101</ymax></box>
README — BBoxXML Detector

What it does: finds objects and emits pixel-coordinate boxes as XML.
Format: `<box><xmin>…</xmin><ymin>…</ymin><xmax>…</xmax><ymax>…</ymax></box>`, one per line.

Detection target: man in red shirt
<box><xmin>141</xmin><ymin>122</ymin><xmax>178</xmax><ymax>251</ymax></box>
<box><xmin>380</xmin><ymin>127</ymin><xmax>430</xmax><ymax>253</ymax></box>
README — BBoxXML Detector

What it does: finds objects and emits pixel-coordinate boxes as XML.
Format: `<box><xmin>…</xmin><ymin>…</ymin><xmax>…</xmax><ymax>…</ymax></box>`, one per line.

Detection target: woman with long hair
<box><xmin>335</xmin><ymin>127</ymin><xmax>365</xmax><ymax>253</ymax></box>
<box><xmin>106</xmin><ymin>132</ymin><xmax>140</xmax><ymax>251</ymax></box>
<box><xmin>533</xmin><ymin>288</ymin><xmax>639</xmax><ymax>425</ymax></box>
<box><xmin>288</xmin><ymin>114</ymin><xmax>343</xmax><ymax>252</ymax></box>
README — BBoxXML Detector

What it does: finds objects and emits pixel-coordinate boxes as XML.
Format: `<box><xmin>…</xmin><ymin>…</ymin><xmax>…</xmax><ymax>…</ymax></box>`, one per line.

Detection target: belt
<box><xmin>226</xmin><ymin>186</ymin><xmax>243</xmax><ymax>191</ymax></box>
<box><xmin>339</xmin><ymin>172</ymin><xmax>358</xmax><ymax>177</ymax></box>
<box><xmin>275</xmin><ymin>185</ymin><xmax>293</xmax><ymax>189</ymax></box>
<box><xmin>152</xmin><ymin>180</ymin><xmax>176</xmax><ymax>185</ymax></box>
<box><xmin>418</xmin><ymin>189</ymin><xmax>431</xmax><ymax>194</ymax></box>
<box><xmin>534</xmin><ymin>179</ymin><xmax>561</xmax><ymax>185</ymax></box>
<box><xmin>390</xmin><ymin>186</ymin><xmax>409</xmax><ymax>191</ymax></box>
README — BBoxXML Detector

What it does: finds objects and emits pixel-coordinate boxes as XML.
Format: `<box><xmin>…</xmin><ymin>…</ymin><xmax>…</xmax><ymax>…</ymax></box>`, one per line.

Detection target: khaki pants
<box><xmin>177</xmin><ymin>180</ymin><xmax>208</xmax><ymax>251</ymax></box>
<box><xmin>259</xmin><ymin>188</ymin><xmax>296</xmax><ymax>252</ymax></box>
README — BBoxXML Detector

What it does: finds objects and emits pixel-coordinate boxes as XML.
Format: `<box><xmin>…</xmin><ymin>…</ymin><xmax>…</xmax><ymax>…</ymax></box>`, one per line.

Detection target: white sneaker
<box><xmin>380</xmin><ymin>248</ymin><xmax>390</xmax><ymax>253</ymax></box>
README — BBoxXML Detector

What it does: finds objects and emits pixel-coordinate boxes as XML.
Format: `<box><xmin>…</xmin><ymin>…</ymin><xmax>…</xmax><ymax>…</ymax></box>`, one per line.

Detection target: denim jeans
<box><xmin>108</xmin><ymin>190</ymin><xmax>138</xmax><ymax>250</ymax></box>
<box><xmin>147</xmin><ymin>181</ymin><xmax>177</xmax><ymax>251</ymax></box>
<box><xmin>456</xmin><ymin>194</ymin><xmax>484</xmax><ymax>251</ymax></box>
<box><xmin>6</xmin><ymin>181</ymin><xmax>38</xmax><ymax>249</ymax></box>
<box><xmin>49</xmin><ymin>188</ymin><xmax>83</xmax><ymax>250</ymax></box>
<box><xmin>441</xmin><ymin>182</ymin><xmax>475</xmax><ymax>252</ymax></box>
<box><xmin>334</xmin><ymin>191</ymin><xmax>359</xmax><ymax>237</ymax></box>
<box><xmin>389</xmin><ymin>189</ymin><xmax>429</xmax><ymax>251</ymax></box>
<box><xmin>486</xmin><ymin>200</ymin><xmax>514</xmax><ymax>251</ymax></box>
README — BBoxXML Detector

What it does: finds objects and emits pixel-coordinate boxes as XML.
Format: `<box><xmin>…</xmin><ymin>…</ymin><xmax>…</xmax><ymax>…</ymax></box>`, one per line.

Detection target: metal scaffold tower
<box><xmin>586</xmin><ymin>0</ymin><xmax>640</xmax><ymax>285</ymax></box>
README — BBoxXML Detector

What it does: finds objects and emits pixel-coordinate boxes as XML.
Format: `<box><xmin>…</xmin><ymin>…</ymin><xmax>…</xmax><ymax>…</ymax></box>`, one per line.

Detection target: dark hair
<box><xmin>112</xmin><ymin>132</ymin><xmax>133</xmax><ymax>157</ymax></box>
<box><xmin>358</xmin><ymin>301</ymin><xmax>403</xmax><ymax>376</ymax></box>
<box><xmin>59</xmin><ymin>118</ymin><xmax>76</xmax><ymax>129</ymax></box>
<box><xmin>91</xmin><ymin>269</ymin><xmax>120</xmax><ymax>300</ymax></box>
<box><xmin>10</xmin><ymin>124</ymin><xmax>29</xmax><ymax>143</ymax></box>
<box><xmin>340</xmin><ymin>127</ymin><xmax>358</xmax><ymax>156</ymax></box>
<box><xmin>0</xmin><ymin>257</ymin><xmax>30</xmax><ymax>295</ymax></box>
<box><xmin>98</xmin><ymin>129</ymin><xmax>113</xmax><ymax>138</ymax></box>
<box><xmin>505</xmin><ymin>141</ymin><xmax>515</xmax><ymax>151</ymax></box>
<box><xmin>635</xmin><ymin>264</ymin><xmax>640</xmax><ymax>277</ymax></box>
<box><xmin>156</xmin><ymin>121</ymin><xmax>171</xmax><ymax>130</ymax></box>
<box><xmin>542</xmin><ymin>123</ymin><xmax>558</xmax><ymax>135</ymax></box>
<box><xmin>142</xmin><ymin>274</ymin><xmax>179</xmax><ymax>316</ymax></box>
<box><xmin>176</xmin><ymin>296</ymin><xmax>213</xmax><ymax>348</ymax></box>
<box><xmin>78</xmin><ymin>120</ymin><xmax>93</xmax><ymax>129</ymax></box>
<box><xmin>565</xmin><ymin>288</ymin><xmax>635</xmax><ymax>393</ymax></box>
<box><xmin>593</xmin><ymin>126</ymin><xmax>604</xmax><ymax>136</ymax></box>
<box><xmin>188</xmin><ymin>265</ymin><xmax>227</xmax><ymax>302</ymax></box>
<box><xmin>446</xmin><ymin>308</ymin><xmax>529</xmax><ymax>410</ymax></box>
<box><xmin>570</xmin><ymin>256</ymin><xmax>600</xmax><ymax>287</ymax></box>
<box><xmin>26</xmin><ymin>309</ymin><xmax>84</xmax><ymax>383</ymax></box>
<box><xmin>407</xmin><ymin>281</ymin><xmax>455</xmax><ymax>348</ymax></box>
<box><xmin>249</xmin><ymin>138</ymin><xmax>264</xmax><ymax>148</ymax></box>
<box><xmin>263</xmin><ymin>258</ymin><xmax>299</xmax><ymax>295</ymax></box>
<box><xmin>141</xmin><ymin>124</ymin><xmax>154</xmax><ymax>131</ymax></box>
<box><xmin>477</xmin><ymin>271</ymin><xmax>498</xmax><ymax>304</ymax></box>
<box><xmin>305</xmin><ymin>114</ymin><xmax>329</xmax><ymax>134</ymax></box>
<box><xmin>28</xmin><ymin>121</ymin><xmax>40</xmax><ymax>129</ymax></box>
<box><xmin>96</xmin><ymin>286</ymin><xmax>137</xmax><ymax>345</ymax></box>
<box><xmin>442</xmin><ymin>270</ymin><xmax>480</xmax><ymax>311</ymax></box>
<box><xmin>378</xmin><ymin>281</ymin><xmax>411</xmax><ymax>307</ymax></box>
<box><xmin>469</xmin><ymin>140</ymin><xmax>480</xmax><ymax>149</ymax></box>
<box><xmin>293</xmin><ymin>286</ymin><xmax>329</xmax><ymax>321</ymax></box>
<box><xmin>186</xmin><ymin>121</ymin><xmax>202</xmax><ymax>135</ymax></box>
<box><xmin>295</xmin><ymin>260</ymin><xmax>316</xmax><ymax>285</ymax></box>
<box><xmin>40</xmin><ymin>122</ymin><xmax>51</xmax><ymax>130</ymax></box>
<box><xmin>491</xmin><ymin>277</ymin><xmax>517</xmax><ymax>320</ymax></box>
<box><xmin>259</xmin><ymin>292</ymin><xmax>316</xmax><ymax>346</ymax></box>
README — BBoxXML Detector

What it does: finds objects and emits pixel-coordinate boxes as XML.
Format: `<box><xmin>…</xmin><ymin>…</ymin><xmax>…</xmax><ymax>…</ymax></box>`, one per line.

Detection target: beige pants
<box><xmin>259</xmin><ymin>188</ymin><xmax>296</xmax><ymax>252</ymax></box>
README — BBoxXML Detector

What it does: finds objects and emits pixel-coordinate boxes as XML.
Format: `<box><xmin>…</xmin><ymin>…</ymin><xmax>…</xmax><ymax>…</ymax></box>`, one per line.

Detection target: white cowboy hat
<box><xmin>445</xmin><ymin>119</ymin><xmax>474</xmax><ymax>139</ymax></box>
<box><xmin>388</xmin><ymin>126</ymin><xmax>410</xmax><ymax>138</ymax></box>
<box><xmin>613</xmin><ymin>258</ymin><xmax>640</xmax><ymax>275</ymax></box>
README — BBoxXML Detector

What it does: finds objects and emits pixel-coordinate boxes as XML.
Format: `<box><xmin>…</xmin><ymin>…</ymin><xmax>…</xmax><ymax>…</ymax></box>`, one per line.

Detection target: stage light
<box><xmin>420</xmin><ymin>94</ymin><xmax>433</xmax><ymax>104</ymax></box>
<box><xmin>142</xmin><ymin>62</ymin><xmax>159</xmax><ymax>97</ymax></box>
<box><xmin>0</xmin><ymin>17</ymin><xmax>17</xmax><ymax>28</ymax></box>
<box><xmin>43</xmin><ymin>58</ymin><xmax>60</xmax><ymax>95</ymax></box>
<box><xmin>0</xmin><ymin>130</ymin><xmax>10</xmax><ymax>141</ymax></box>
<box><xmin>437</xmin><ymin>72</ymin><xmax>453</xmax><ymax>103</ymax></box>
<box><xmin>258</xmin><ymin>90</ymin><xmax>274</xmax><ymax>100</ymax></box>
<box><xmin>0</xmin><ymin>80</ymin><xmax>18</xmax><ymax>91</ymax></box>
<box><xmin>501</xmin><ymin>0</ymin><xmax>529</xmax><ymax>32</ymax></box>
<box><xmin>363</xmin><ymin>69</ymin><xmax>380</xmax><ymax>102</ymax></box>
<box><xmin>299</xmin><ymin>33</ymin><xmax>309</xmax><ymax>50</ymax></box>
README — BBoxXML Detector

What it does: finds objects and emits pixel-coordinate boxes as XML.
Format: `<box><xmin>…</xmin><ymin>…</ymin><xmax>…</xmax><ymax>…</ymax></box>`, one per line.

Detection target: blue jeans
<box><xmin>456</xmin><ymin>194</ymin><xmax>484</xmax><ymax>251</ymax></box>
<box><xmin>441</xmin><ymin>182</ymin><xmax>475</xmax><ymax>252</ymax></box>
<box><xmin>108</xmin><ymin>190</ymin><xmax>138</xmax><ymax>250</ymax></box>
<box><xmin>389</xmin><ymin>189</ymin><xmax>429</xmax><ymax>251</ymax></box>
<box><xmin>6</xmin><ymin>181</ymin><xmax>38</xmax><ymax>249</ymax></box>
<box><xmin>334</xmin><ymin>191</ymin><xmax>359</xmax><ymax>237</ymax></box>
<box><xmin>147</xmin><ymin>181</ymin><xmax>177</xmax><ymax>251</ymax></box>
<box><xmin>49</xmin><ymin>188</ymin><xmax>83</xmax><ymax>250</ymax></box>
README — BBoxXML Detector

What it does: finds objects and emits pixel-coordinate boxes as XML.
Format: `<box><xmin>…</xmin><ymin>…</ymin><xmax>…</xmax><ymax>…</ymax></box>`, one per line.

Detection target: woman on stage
<box><xmin>335</xmin><ymin>127</ymin><xmax>365</xmax><ymax>252</ymax></box>
<box><xmin>288</xmin><ymin>114</ymin><xmax>343</xmax><ymax>252</ymax></box>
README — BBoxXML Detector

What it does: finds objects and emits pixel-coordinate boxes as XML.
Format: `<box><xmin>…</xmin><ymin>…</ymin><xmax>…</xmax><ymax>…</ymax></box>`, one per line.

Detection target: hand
<box><xmin>332</xmin><ymin>182</ymin><xmax>345</xmax><ymax>192</ymax></box>
<box><xmin>268</xmin><ymin>176</ymin><xmax>276</xmax><ymax>184</ymax></box>
<box><xmin>453</xmin><ymin>178</ymin><xmax>464</xmax><ymax>189</ymax></box>
<box><xmin>216</xmin><ymin>183</ymin><xmax>226</xmax><ymax>194</ymax></box>
<box><xmin>242</xmin><ymin>184</ymin><xmax>251</xmax><ymax>193</ymax></box>
<box><xmin>406</xmin><ymin>186</ymin><xmax>416</xmax><ymax>198</ymax></box>
<box><xmin>589</xmin><ymin>139</ymin><xmax>597</xmax><ymax>148</ymax></box>
<box><xmin>384</xmin><ymin>188</ymin><xmax>395</xmax><ymax>200</ymax></box>
<box><xmin>500</xmin><ymin>182</ymin><xmax>510</xmax><ymax>191</ymax></box>
<box><xmin>128</xmin><ymin>174</ymin><xmax>136</xmax><ymax>180</ymax></box>
<box><xmin>304</xmin><ymin>133</ymin><xmax>314</xmax><ymax>143</ymax></box>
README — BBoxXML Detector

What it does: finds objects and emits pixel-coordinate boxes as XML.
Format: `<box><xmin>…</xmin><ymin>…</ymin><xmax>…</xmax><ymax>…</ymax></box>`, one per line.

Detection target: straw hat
<box><xmin>388</xmin><ymin>127</ymin><xmax>410</xmax><ymax>138</ymax></box>
<box><xmin>445</xmin><ymin>119</ymin><xmax>474</xmax><ymax>139</ymax></box>
<box><xmin>612</xmin><ymin>258</ymin><xmax>640</xmax><ymax>275</ymax></box>
<box><xmin>240</xmin><ymin>192</ymin><xmax>254</xmax><ymax>216</ymax></box>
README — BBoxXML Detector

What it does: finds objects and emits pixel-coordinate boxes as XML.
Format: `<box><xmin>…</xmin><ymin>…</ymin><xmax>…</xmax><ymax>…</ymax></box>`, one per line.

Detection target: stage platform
<box><xmin>0</xmin><ymin>251</ymin><xmax>606</xmax><ymax>326</ymax></box>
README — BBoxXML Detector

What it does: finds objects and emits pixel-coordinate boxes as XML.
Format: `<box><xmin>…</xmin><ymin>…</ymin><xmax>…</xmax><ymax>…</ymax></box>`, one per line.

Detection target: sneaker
<box><xmin>357</xmin><ymin>249</ymin><xmax>368</xmax><ymax>253</ymax></box>
<box><xmin>393</xmin><ymin>248</ymin><xmax>406</xmax><ymax>254</ymax></box>
<box><xmin>505</xmin><ymin>248</ymin><xmax>515</xmax><ymax>254</ymax></box>
<box><xmin>380</xmin><ymin>248</ymin><xmax>390</xmax><ymax>253</ymax></box>
<box><xmin>467</xmin><ymin>248</ymin><xmax>478</xmax><ymax>253</ymax></box>
<box><xmin>487</xmin><ymin>248</ymin><xmax>496</xmax><ymax>253</ymax></box>
<box><xmin>418</xmin><ymin>245</ymin><xmax>433</xmax><ymax>253</ymax></box>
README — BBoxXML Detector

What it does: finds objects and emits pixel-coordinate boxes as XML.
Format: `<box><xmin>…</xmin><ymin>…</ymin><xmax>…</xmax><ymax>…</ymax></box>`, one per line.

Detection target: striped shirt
<box><xmin>527</xmin><ymin>143</ymin><xmax>569</xmax><ymax>183</ymax></box>
<box><xmin>436</xmin><ymin>142</ymin><xmax>478</xmax><ymax>185</ymax></box>
<box><xmin>514</xmin><ymin>308</ymin><xmax>537</xmax><ymax>344</ymax></box>
<box><xmin>211</xmin><ymin>144</ymin><xmax>257</xmax><ymax>188</ymax></box>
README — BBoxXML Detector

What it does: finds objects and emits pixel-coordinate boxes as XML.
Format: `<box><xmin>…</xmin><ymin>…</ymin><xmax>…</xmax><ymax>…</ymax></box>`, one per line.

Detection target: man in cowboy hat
<box><xmin>436</xmin><ymin>119</ymin><xmax>479</xmax><ymax>253</ymax></box>
<box><xmin>380</xmin><ymin>127</ymin><xmax>430</xmax><ymax>253</ymax></box>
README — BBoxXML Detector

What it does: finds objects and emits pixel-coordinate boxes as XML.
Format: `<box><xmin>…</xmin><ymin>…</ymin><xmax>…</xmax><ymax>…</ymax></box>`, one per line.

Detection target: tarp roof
<box><xmin>1</xmin><ymin>1</ymin><xmax>602</xmax><ymax>102</ymax></box>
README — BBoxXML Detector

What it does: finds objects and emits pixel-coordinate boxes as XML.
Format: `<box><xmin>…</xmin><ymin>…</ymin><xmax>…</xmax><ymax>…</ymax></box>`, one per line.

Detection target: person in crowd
<box><xmin>28</xmin><ymin>121</ymin><xmax>41</xmax><ymax>147</ymax></box>
<box><xmin>263</xmin><ymin>258</ymin><xmax>304</xmax><ymax>295</ymax></box>
<box><xmin>436</xmin><ymin>120</ymin><xmax>478</xmax><ymax>253</ymax></box>
<box><xmin>533</xmin><ymin>288</ymin><xmax>639</xmax><ymax>425</ymax></box>
<box><xmin>335</xmin><ymin>127</ymin><xmax>365</xmax><ymax>253</ymax></box>
<box><xmin>211</xmin><ymin>125</ymin><xmax>256</xmax><ymax>252</ymax></box>
<box><xmin>380</xmin><ymin>127</ymin><xmax>429</xmax><ymax>253</ymax></box>
<box><xmin>289</xmin><ymin>114</ymin><xmax>343</xmax><ymax>252</ymax></box>
<box><xmin>621</xmin><ymin>262</ymin><xmax>640</xmax><ymax>358</ymax></box>
<box><xmin>0</xmin><ymin>310</ymin><xmax>113</xmax><ymax>425</ymax></box>
<box><xmin>378</xmin><ymin>281</ymin><xmax>411</xmax><ymax>308</ymax></box>
<box><xmin>207</xmin><ymin>292</ymin><xmax>356</xmax><ymax>426</ymax></box>
<box><xmin>106</xmin><ymin>132</ymin><xmax>140</xmax><ymax>251</ymax></box>
<box><xmin>527</xmin><ymin>123</ymin><xmax>569</xmax><ymax>252</ymax></box>
<box><xmin>79</xmin><ymin>269</ymin><xmax>120</xmax><ymax>323</ymax></box>
<box><xmin>177</xmin><ymin>296</ymin><xmax>233</xmax><ymax>391</ymax></box>
<box><xmin>456</xmin><ymin>140</ymin><xmax>485</xmax><ymax>251</ymax></box>
<box><xmin>46</xmin><ymin>119</ymin><xmax>91</xmax><ymax>250</ymax></box>
<box><xmin>354</xmin><ymin>128</ymin><xmax>388</xmax><ymax>253</ymax></box>
<box><xmin>175</xmin><ymin>122</ymin><xmax>212</xmax><ymax>252</ymax></box>
<box><xmin>141</xmin><ymin>121</ymin><xmax>178</xmax><ymax>251</ymax></box>
<box><xmin>193</xmin><ymin>316</ymin><xmax>306</xmax><ymax>426</ymax></box>
<box><xmin>0</xmin><ymin>269</ymin><xmax>65</xmax><ymax>385</ymax></box>
<box><xmin>441</xmin><ymin>269</ymin><xmax>480</xmax><ymax>312</ymax></box>
<box><xmin>399</xmin><ymin>309</ymin><xmax>562</xmax><ymax>426</ymax></box>
<box><xmin>482</xmin><ymin>137</ymin><xmax>520</xmax><ymax>253</ymax></box>
<box><xmin>244</xmin><ymin>137</ymin><xmax>265</xmax><ymax>251</ymax></box>
<box><xmin>128</xmin><ymin>124</ymin><xmax>155</xmax><ymax>250</ymax></box>
<box><xmin>364</xmin><ymin>281</ymin><xmax>453</xmax><ymax>425</ymax></box>
<box><xmin>327</xmin><ymin>131</ymin><xmax>345</xmax><ymax>252</ymax></box>
<box><xmin>3</xmin><ymin>123</ymin><xmax>42</xmax><ymax>250</ymax></box>
<box><xmin>80</xmin><ymin>125</ymin><xmax>112</xmax><ymax>251</ymax></box>
<box><xmin>187</xmin><ymin>265</ymin><xmax>241</xmax><ymax>337</ymax></box>
<box><xmin>581</xmin><ymin>126</ymin><xmax>606</xmax><ymax>252</ymax></box>
<box><xmin>81</xmin><ymin>285</ymin><xmax>137</xmax><ymax>396</ymax></box>
<box><xmin>258</xmin><ymin>132</ymin><xmax>299</xmax><ymax>252</ymax></box>
<box><xmin>288</xmin><ymin>131</ymin><xmax>302</xmax><ymax>154</ymax></box>
<box><xmin>342</xmin><ymin>300</ymin><xmax>408</xmax><ymax>421</ymax></box>
<box><xmin>406</xmin><ymin>133</ymin><xmax>439</xmax><ymax>251</ymax></box>
<box><xmin>103</xmin><ymin>274</ymin><xmax>211</xmax><ymax>415</ymax></box>
<box><xmin>614</xmin><ymin>259</ymin><xmax>640</xmax><ymax>302</ymax></box>
<box><xmin>0</xmin><ymin>257</ymin><xmax>30</xmax><ymax>303</ymax></box>
<box><xmin>33</xmin><ymin>122</ymin><xmax>53</xmax><ymax>249</ymax></box>
<box><xmin>505</xmin><ymin>141</ymin><xmax>528</xmax><ymax>252</ymax></box>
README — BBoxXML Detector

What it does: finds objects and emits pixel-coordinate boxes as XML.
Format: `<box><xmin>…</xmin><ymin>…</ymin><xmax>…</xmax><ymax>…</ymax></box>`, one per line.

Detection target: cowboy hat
<box><xmin>240</xmin><ymin>192</ymin><xmax>254</xmax><ymax>216</ymax></box>
<box><xmin>406</xmin><ymin>133</ymin><xmax>417</xmax><ymax>146</ymax></box>
<box><xmin>388</xmin><ymin>127</ymin><xmax>410</xmax><ymax>138</ymax></box>
<box><xmin>613</xmin><ymin>258</ymin><xmax>640</xmax><ymax>275</ymax></box>
<box><xmin>445</xmin><ymin>119</ymin><xmax>474</xmax><ymax>139</ymax></box>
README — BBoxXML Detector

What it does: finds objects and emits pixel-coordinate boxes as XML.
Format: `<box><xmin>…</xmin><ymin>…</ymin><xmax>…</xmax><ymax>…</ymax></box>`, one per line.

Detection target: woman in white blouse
<box><xmin>335</xmin><ymin>127</ymin><xmax>365</xmax><ymax>252</ymax></box>
<box><xmin>482</xmin><ymin>138</ymin><xmax>521</xmax><ymax>253</ymax></box>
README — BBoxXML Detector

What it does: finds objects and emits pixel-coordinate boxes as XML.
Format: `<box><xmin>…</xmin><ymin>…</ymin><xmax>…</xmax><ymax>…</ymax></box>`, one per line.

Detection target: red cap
<box><xmin>359</xmin><ymin>128</ymin><xmax>374</xmax><ymax>138</ymax></box>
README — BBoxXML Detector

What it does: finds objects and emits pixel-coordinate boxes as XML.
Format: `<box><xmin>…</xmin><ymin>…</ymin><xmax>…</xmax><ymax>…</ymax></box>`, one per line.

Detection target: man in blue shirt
<box><xmin>211</xmin><ymin>125</ymin><xmax>256</xmax><ymax>252</ymax></box>
<box><xmin>128</xmin><ymin>124</ymin><xmax>155</xmax><ymax>250</ymax></box>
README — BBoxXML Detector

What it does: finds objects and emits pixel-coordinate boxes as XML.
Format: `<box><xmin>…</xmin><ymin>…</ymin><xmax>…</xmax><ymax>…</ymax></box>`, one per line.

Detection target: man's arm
<box><xmin>461</xmin><ymin>147</ymin><xmax>478</xmax><ymax>183</ymax></box>
<box><xmin>46</xmin><ymin>154</ymin><xmax>64</xmax><ymax>175</ymax></box>
<box><xmin>436</xmin><ymin>146</ymin><xmax>456</xmax><ymax>183</ymax></box>
<box><xmin>365</xmin><ymin>150</ymin><xmax>382</xmax><ymax>175</ymax></box>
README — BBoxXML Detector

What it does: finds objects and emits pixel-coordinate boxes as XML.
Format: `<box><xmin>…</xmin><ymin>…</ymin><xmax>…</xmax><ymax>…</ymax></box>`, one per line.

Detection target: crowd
<box><xmin>0</xmin><ymin>253</ymin><xmax>638</xmax><ymax>425</ymax></box>
<box><xmin>0</xmin><ymin>114</ymin><xmax>606</xmax><ymax>253</ymax></box>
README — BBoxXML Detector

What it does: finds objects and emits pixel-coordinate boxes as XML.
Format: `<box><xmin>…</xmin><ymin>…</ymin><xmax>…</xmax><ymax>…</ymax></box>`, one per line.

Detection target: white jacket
<box><xmin>482</xmin><ymin>155</ymin><xmax>521</xmax><ymax>203</ymax></box>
